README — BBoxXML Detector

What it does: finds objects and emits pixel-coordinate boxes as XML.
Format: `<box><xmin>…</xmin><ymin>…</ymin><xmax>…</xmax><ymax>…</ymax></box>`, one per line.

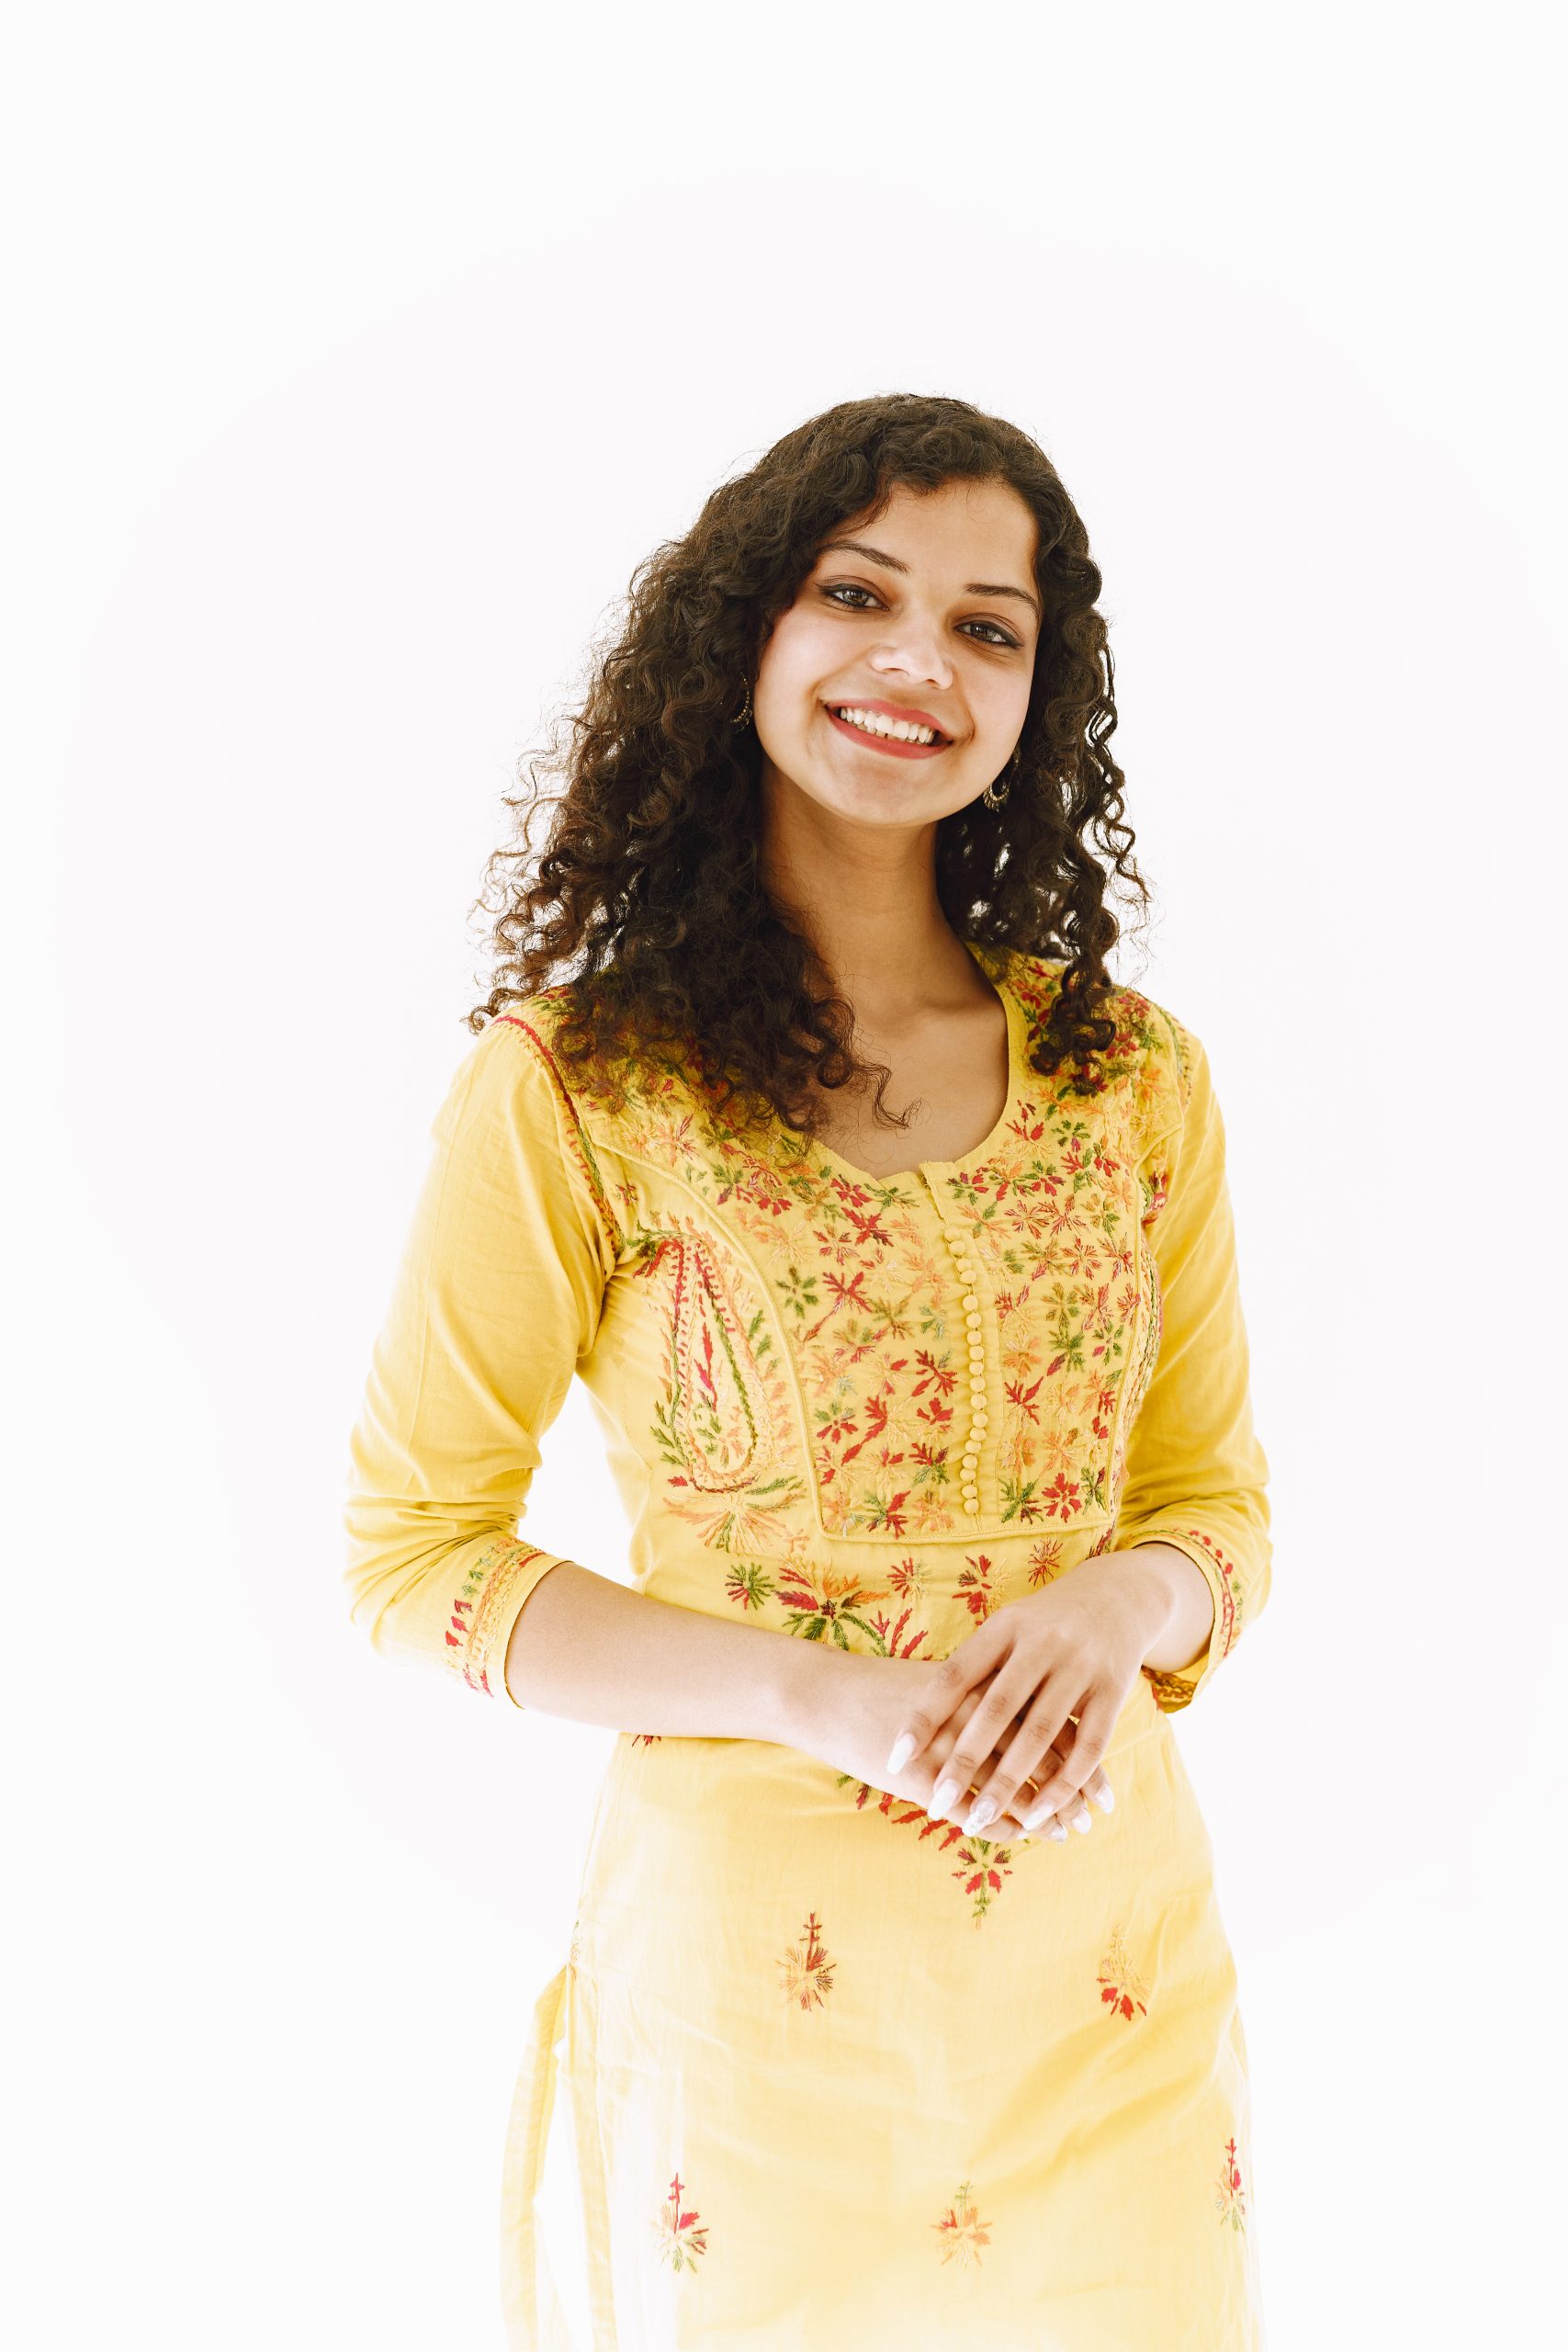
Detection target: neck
<box><xmin>757</xmin><ymin>780</ymin><xmax>980</xmax><ymax>1026</ymax></box>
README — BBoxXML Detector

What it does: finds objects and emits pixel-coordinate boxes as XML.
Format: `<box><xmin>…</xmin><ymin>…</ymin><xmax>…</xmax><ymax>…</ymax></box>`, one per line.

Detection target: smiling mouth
<box><xmin>824</xmin><ymin>703</ymin><xmax>953</xmax><ymax>752</ymax></box>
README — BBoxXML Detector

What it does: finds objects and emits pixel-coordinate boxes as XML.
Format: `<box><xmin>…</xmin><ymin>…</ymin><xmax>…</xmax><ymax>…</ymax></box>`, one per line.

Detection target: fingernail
<box><xmin>932</xmin><ymin>1775</ymin><xmax>963</xmax><ymax>1814</ymax></box>
<box><xmin>966</xmin><ymin>1798</ymin><xmax>998</xmax><ymax>1832</ymax></box>
<box><xmin>1097</xmin><ymin>1784</ymin><xmax>1114</xmax><ymax>1812</ymax></box>
<box><xmin>886</xmin><ymin>1732</ymin><xmax>916</xmax><ymax>1774</ymax></box>
<box><xmin>1072</xmin><ymin>1807</ymin><xmax>1092</xmax><ymax>1834</ymax></box>
<box><xmin>1046</xmin><ymin>1819</ymin><xmax>1068</xmax><ymax>1841</ymax></box>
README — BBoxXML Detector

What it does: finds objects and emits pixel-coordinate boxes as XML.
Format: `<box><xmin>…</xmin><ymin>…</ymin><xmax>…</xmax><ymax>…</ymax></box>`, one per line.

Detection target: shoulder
<box><xmin>436</xmin><ymin>989</ymin><xmax>608</xmax><ymax>1165</ymax></box>
<box><xmin>1000</xmin><ymin>949</ymin><xmax>1200</xmax><ymax>1143</ymax></box>
<box><xmin>458</xmin><ymin>990</ymin><xmax>626</xmax><ymax>1238</ymax></box>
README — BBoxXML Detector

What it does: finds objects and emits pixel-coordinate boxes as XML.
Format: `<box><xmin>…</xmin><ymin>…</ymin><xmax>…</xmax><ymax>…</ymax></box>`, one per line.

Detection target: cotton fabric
<box><xmin>344</xmin><ymin>941</ymin><xmax>1272</xmax><ymax>2348</ymax></box>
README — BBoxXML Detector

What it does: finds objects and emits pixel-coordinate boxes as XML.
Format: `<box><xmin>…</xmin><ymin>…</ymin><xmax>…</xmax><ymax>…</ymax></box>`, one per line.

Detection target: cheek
<box><xmin>756</xmin><ymin>609</ymin><xmax>836</xmax><ymax>705</ymax></box>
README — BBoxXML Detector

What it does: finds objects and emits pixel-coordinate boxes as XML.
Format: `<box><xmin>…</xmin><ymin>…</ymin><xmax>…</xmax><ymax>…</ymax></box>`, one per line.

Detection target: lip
<box><xmin>823</xmin><ymin>697</ymin><xmax>954</xmax><ymax>759</ymax></box>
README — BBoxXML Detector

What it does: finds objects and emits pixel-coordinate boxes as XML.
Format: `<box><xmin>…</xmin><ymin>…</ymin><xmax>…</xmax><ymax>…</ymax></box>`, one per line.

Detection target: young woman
<box><xmin>344</xmin><ymin>391</ymin><xmax>1273</xmax><ymax>2347</ymax></box>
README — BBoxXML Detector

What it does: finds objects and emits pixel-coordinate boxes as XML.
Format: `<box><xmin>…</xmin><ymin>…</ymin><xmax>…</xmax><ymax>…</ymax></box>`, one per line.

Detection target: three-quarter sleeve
<box><xmin>343</xmin><ymin>1010</ymin><xmax>620</xmax><ymax>1707</ymax></box>
<box><xmin>1114</xmin><ymin>1012</ymin><xmax>1272</xmax><ymax>1712</ymax></box>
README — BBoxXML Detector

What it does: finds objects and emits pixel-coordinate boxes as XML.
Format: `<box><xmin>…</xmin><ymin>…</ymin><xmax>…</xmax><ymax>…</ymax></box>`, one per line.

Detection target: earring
<box><xmin>731</xmin><ymin>682</ymin><xmax>753</xmax><ymax>730</ymax></box>
<box><xmin>981</xmin><ymin>742</ymin><xmax>1023</xmax><ymax>811</ymax></box>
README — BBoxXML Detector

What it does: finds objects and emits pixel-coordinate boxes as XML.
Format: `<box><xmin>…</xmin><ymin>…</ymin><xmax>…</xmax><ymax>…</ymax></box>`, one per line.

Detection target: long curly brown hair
<box><xmin>465</xmin><ymin>390</ymin><xmax>1150</xmax><ymax>1141</ymax></box>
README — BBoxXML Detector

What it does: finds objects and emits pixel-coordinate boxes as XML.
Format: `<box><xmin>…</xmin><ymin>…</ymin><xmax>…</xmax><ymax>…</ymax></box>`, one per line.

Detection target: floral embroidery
<box><xmin>836</xmin><ymin>1774</ymin><xmax>1021</xmax><ymax>1925</ymax></box>
<box><xmin>495</xmin><ymin>951</ymin><xmax>1261</xmax><ymax>1707</ymax></box>
<box><xmin>1215</xmin><ymin>2134</ymin><xmax>1247</xmax><ymax>2231</ymax></box>
<box><xmin>653</xmin><ymin>2170</ymin><xmax>708</xmax><ymax>2270</ymax></box>
<box><xmin>1098</xmin><ymin>1922</ymin><xmax>1150</xmax><ymax>2021</ymax></box>
<box><xmin>953</xmin><ymin>1550</ymin><xmax>1006</xmax><ymax>1621</ymax></box>
<box><xmin>776</xmin><ymin>1909</ymin><xmax>837</xmax><ymax>2009</ymax></box>
<box><xmin>932</xmin><ymin>2178</ymin><xmax>991</xmax><ymax>2267</ymax></box>
<box><xmin>445</xmin><ymin>1538</ymin><xmax>549</xmax><ymax>1697</ymax></box>
<box><xmin>539</xmin><ymin>950</ymin><xmax>1178</xmax><ymax>1555</ymax></box>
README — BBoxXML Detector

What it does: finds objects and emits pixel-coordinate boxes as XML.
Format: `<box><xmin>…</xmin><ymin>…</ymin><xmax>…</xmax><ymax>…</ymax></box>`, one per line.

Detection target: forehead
<box><xmin>818</xmin><ymin>477</ymin><xmax>1037</xmax><ymax>571</ymax></box>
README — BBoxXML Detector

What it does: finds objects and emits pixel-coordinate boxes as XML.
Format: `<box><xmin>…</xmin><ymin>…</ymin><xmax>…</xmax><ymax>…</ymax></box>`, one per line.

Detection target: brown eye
<box><xmin>819</xmin><ymin>584</ymin><xmax>1020</xmax><ymax>649</ymax></box>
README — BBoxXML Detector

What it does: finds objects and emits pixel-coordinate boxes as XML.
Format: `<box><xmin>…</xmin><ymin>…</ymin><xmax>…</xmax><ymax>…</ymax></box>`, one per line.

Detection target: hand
<box><xmin>801</xmin><ymin>1651</ymin><xmax>1103</xmax><ymax>1844</ymax></box>
<box><xmin>882</xmin><ymin>1552</ymin><xmax>1172</xmax><ymax>1837</ymax></box>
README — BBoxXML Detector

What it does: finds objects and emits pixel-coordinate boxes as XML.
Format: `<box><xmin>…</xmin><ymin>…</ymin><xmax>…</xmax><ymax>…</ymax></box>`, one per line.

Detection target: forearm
<box><xmin>502</xmin><ymin>1559</ymin><xmax>848</xmax><ymax>1745</ymax></box>
<box><xmin>1115</xmin><ymin>1540</ymin><xmax>1217</xmax><ymax>1677</ymax></box>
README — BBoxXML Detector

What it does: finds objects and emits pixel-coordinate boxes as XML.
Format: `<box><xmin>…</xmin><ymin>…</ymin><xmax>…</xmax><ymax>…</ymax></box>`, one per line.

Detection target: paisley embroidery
<box><xmin>637</xmin><ymin>1221</ymin><xmax>784</xmax><ymax>1492</ymax></box>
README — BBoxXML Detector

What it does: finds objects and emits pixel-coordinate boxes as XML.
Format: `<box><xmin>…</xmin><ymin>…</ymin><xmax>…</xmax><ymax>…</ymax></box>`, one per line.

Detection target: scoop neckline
<box><xmin>796</xmin><ymin>941</ymin><xmax>1025</xmax><ymax>1190</ymax></box>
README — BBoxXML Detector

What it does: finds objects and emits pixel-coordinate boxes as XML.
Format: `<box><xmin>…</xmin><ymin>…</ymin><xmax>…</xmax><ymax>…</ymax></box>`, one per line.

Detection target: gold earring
<box><xmin>731</xmin><ymin>682</ymin><xmax>753</xmax><ymax>730</ymax></box>
<box><xmin>981</xmin><ymin>742</ymin><xmax>1023</xmax><ymax>811</ymax></box>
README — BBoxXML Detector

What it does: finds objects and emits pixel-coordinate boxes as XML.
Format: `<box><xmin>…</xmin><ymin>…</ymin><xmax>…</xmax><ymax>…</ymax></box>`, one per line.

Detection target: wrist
<box><xmin>1115</xmin><ymin>1539</ymin><xmax>1216</xmax><ymax>1676</ymax></box>
<box><xmin>756</xmin><ymin>1627</ymin><xmax>868</xmax><ymax>1749</ymax></box>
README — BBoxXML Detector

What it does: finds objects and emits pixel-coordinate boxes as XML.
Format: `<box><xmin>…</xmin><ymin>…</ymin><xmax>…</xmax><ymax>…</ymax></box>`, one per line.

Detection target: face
<box><xmin>750</xmin><ymin>476</ymin><xmax>1040</xmax><ymax>829</ymax></box>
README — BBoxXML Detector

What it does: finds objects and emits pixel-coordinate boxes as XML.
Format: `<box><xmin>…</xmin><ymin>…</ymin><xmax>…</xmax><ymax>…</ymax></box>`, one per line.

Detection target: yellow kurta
<box><xmin>344</xmin><ymin>941</ymin><xmax>1272</xmax><ymax>2349</ymax></box>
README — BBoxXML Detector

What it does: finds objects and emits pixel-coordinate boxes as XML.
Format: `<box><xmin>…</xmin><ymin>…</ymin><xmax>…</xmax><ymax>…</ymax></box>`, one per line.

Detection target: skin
<box><xmin>747</xmin><ymin>478</ymin><xmax>1214</xmax><ymax>1841</ymax></box>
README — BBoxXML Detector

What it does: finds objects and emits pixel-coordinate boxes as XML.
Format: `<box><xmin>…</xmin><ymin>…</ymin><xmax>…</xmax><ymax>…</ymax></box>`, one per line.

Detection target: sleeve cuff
<box><xmin>1125</xmin><ymin>1526</ymin><xmax>1236</xmax><ymax>1713</ymax></box>
<box><xmin>446</xmin><ymin>1538</ymin><xmax>573</xmax><ymax>1707</ymax></box>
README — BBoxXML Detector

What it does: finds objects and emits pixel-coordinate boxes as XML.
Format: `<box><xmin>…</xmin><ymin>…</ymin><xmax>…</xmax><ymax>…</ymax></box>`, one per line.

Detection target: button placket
<box><xmin>941</xmin><ymin>1216</ymin><xmax>988</xmax><ymax>1520</ymax></box>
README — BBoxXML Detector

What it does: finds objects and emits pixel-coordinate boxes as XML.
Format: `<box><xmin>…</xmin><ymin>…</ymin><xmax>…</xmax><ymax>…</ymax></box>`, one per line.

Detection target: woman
<box><xmin>344</xmin><ymin>391</ymin><xmax>1273</xmax><ymax>2348</ymax></box>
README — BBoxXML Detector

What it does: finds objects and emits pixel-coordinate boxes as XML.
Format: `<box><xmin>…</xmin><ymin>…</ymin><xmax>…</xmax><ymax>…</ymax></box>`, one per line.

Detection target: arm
<box><xmin>503</xmin><ymin>1557</ymin><xmax>855</xmax><ymax>1741</ymax></box>
<box><xmin>342</xmin><ymin>1007</ymin><xmax>847</xmax><ymax>1744</ymax></box>
<box><xmin>343</xmin><ymin>1010</ymin><xmax>622</xmax><ymax>1705</ymax></box>
<box><xmin>1112</xmin><ymin>1015</ymin><xmax>1273</xmax><ymax>1710</ymax></box>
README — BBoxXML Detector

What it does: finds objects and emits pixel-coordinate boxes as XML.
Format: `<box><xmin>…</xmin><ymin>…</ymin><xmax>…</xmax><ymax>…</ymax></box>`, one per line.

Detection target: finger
<box><xmin>930</xmin><ymin>1673</ymin><xmax>1048</xmax><ymax>1821</ymax></box>
<box><xmin>1020</xmin><ymin>1692</ymin><xmax>1122</xmax><ymax>1832</ymax></box>
<box><xmin>958</xmin><ymin>1680</ymin><xmax>1080</xmax><ymax>1830</ymax></box>
<box><xmin>885</xmin><ymin>1635</ymin><xmax>1007</xmax><ymax>1775</ymax></box>
<box><xmin>1015</xmin><ymin>1750</ymin><xmax>1114</xmax><ymax>1817</ymax></box>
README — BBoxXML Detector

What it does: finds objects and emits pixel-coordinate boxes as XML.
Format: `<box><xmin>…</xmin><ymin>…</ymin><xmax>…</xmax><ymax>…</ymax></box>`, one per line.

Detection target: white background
<box><xmin>9</xmin><ymin>2</ymin><xmax>1564</xmax><ymax>2344</ymax></box>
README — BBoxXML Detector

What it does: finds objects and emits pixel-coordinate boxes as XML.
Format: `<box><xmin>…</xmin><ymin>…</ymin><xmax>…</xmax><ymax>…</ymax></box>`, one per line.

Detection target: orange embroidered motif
<box><xmin>776</xmin><ymin>1909</ymin><xmax>837</xmax><ymax>2010</ymax></box>
<box><xmin>1098</xmin><ymin>1922</ymin><xmax>1150</xmax><ymax>2022</ymax></box>
<box><xmin>954</xmin><ymin>1551</ymin><xmax>1002</xmax><ymax>1622</ymax></box>
<box><xmin>836</xmin><ymin>1775</ymin><xmax>1021</xmax><ymax>1926</ymax></box>
<box><xmin>1215</xmin><ymin>2134</ymin><xmax>1248</xmax><ymax>2231</ymax></box>
<box><xmin>932</xmin><ymin>2179</ymin><xmax>992</xmax><ymax>2267</ymax></box>
<box><xmin>653</xmin><ymin>2170</ymin><xmax>708</xmax><ymax>2270</ymax></box>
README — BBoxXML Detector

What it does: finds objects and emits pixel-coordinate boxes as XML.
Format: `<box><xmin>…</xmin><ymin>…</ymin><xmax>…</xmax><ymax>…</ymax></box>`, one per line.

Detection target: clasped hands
<box><xmin>870</xmin><ymin>1552</ymin><xmax>1170</xmax><ymax>1844</ymax></box>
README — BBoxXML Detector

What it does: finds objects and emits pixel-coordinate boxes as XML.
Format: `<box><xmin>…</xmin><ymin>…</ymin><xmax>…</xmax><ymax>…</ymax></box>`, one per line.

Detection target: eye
<box><xmin>818</xmin><ymin>582</ymin><xmax>1021</xmax><ymax>650</ymax></box>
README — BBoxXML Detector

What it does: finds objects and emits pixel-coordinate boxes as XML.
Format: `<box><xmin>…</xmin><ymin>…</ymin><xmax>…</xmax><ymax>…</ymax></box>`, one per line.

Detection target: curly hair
<box><xmin>464</xmin><ymin>390</ymin><xmax>1151</xmax><ymax>1141</ymax></box>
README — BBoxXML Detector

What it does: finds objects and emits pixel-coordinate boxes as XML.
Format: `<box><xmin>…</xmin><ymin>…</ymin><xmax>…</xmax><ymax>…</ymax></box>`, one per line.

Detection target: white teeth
<box><xmin>832</xmin><ymin>705</ymin><xmax>941</xmax><ymax>745</ymax></box>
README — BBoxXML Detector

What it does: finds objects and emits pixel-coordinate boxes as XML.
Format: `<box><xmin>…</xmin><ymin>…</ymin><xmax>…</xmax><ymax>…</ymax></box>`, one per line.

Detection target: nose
<box><xmin>866</xmin><ymin>609</ymin><xmax>955</xmax><ymax>690</ymax></box>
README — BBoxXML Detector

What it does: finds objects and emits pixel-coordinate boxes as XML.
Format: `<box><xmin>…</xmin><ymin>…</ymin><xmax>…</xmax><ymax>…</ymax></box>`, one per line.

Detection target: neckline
<box><xmin>796</xmin><ymin>941</ymin><xmax>1026</xmax><ymax>1190</ymax></box>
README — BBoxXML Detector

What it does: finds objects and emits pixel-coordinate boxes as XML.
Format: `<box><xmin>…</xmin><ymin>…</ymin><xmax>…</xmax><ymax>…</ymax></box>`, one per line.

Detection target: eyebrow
<box><xmin>817</xmin><ymin>537</ymin><xmax>1042</xmax><ymax>625</ymax></box>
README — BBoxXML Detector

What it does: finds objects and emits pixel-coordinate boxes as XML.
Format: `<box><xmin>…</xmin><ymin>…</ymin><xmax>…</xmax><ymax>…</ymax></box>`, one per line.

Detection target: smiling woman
<box><xmin>344</xmin><ymin>391</ymin><xmax>1272</xmax><ymax>2347</ymax></box>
